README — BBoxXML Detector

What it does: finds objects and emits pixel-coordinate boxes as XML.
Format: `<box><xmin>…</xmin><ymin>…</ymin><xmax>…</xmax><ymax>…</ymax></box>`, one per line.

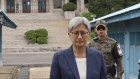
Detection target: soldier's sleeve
<box><xmin>111</xmin><ymin>42</ymin><xmax>123</xmax><ymax>58</ymax></box>
<box><xmin>111</xmin><ymin>42</ymin><xmax>124</xmax><ymax>78</ymax></box>
<box><xmin>116</xmin><ymin>57</ymin><xmax>124</xmax><ymax>78</ymax></box>
<box><xmin>87</xmin><ymin>40</ymin><xmax>93</xmax><ymax>47</ymax></box>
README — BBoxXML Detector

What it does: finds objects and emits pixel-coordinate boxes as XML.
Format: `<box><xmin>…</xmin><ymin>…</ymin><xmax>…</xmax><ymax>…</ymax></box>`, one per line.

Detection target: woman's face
<box><xmin>68</xmin><ymin>24</ymin><xmax>90</xmax><ymax>47</ymax></box>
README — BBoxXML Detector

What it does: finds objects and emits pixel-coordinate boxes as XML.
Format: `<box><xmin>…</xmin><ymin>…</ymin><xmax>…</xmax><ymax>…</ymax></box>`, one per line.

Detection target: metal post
<box><xmin>138</xmin><ymin>59</ymin><xmax>140</xmax><ymax>79</ymax></box>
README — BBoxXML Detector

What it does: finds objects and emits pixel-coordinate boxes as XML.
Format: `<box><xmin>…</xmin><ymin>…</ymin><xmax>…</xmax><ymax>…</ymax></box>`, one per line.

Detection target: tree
<box><xmin>86</xmin><ymin>0</ymin><xmax>140</xmax><ymax>18</ymax></box>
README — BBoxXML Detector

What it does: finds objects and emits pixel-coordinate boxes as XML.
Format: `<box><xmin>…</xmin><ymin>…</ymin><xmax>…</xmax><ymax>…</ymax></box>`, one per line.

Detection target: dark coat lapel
<box><xmin>65</xmin><ymin>46</ymin><xmax>80</xmax><ymax>79</ymax></box>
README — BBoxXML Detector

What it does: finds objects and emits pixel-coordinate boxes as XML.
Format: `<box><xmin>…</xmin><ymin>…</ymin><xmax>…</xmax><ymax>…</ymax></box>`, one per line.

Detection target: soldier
<box><xmin>16</xmin><ymin>3</ymin><xmax>19</xmax><ymax>13</ymax></box>
<box><xmin>87</xmin><ymin>20</ymin><xmax>124</xmax><ymax>79</ymax></box>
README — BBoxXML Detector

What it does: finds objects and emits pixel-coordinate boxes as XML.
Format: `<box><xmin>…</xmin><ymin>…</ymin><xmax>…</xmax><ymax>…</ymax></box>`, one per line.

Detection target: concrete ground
<box><xmin>29</xmin><ymin>66</ymin><xmax>50</xmax><ymax>79</ymax></box>
<box><xmin>0</xmin><ymin>66</ymin><xmax>51</xmax><ymax>79</ymax></box>
<box><xmin>0</xmin><ymin>66</ymin><xmax>18</xmax><ymax>79</ymax></box>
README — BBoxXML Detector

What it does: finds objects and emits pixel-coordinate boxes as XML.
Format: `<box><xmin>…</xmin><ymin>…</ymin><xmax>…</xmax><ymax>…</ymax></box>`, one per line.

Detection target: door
<box><xmin>129</xmin><ymin>32</ymin><xmax>140</xmax><ymax>78</ymax></box>
<box><xmin>23</xmin><ymin>0</ymin><xmax>31</xmax><ymax>13</ymax></box>
<box><xmin>84</xmin><ymin>0</ymin><xmax>88</xmax><ymax>4</ymax></box>
<box><xmin>38</xmin><ymin>0</ymin><xmax>46</xmax><ymax>13</ymax></box>
<box><xmin>7</xmin><ymin>0</ymin><xmax>15</xmax><ymax>13</ymax></box>
<box><xmin>69</xmin><ymin>0</ymin><xmax>77</xmax><ymax>4</ymax></box>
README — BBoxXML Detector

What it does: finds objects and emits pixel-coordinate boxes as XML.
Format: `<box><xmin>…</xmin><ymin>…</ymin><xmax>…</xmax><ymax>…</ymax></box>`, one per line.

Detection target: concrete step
<box><xmin>2</xmin><ymin>28</ymin><xmax>71</xmax><ymax>48</ymax></box>
<box><xmin>6</xmin><ymin>13</ymin><xmax>65</xmax><ymax>22</ymax></box>
<box><xmin>0</xmin><ymin>66</ymin><xmax>18</xmax><ymax>79</ymax></box>
<box><xmin>29</xmin><ymin>66</ymin><xmax>50</xmax><ymax>79</ymax></box>
<box><xmin>3</xmin><ymin>52</ymin><xmax>55</xmax><ymax>54</ymax></box>
<box><xmin>2</xmin><ymin>18</ymin><xmax>71</xmax><ymax>67</ymax></box>
<box><xmin>2</xmin><ymin>41</ymin><xmax>71</xmax><ymax>49</ymax></box>
<box><xmin>3</xmin><ymin>53</ymin><xmax>54</xmax><ymax>66</ymax></box>
<box><xmin>2</xmin><ymin>39</ymin><xmax>71</xmax><ymax>48</ymax></box>
<box><xmin>2</xmin><ymin>46</ymin><xmax>68</xmax><ymax>53</ymax></box>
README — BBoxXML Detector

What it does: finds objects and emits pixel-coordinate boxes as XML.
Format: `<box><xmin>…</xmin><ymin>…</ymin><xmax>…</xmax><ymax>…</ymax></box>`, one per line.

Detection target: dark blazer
<box><xmin>50</xmin><ymin>46</ymin><xmax>108</xmax><ymax>79</ymax></box>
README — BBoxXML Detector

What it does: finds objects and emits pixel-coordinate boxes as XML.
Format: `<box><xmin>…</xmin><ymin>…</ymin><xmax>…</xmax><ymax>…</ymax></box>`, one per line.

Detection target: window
<box><xmin>22</xmin><ymin>0</ymin><xmax>31</xmax><ymax>13</ymax></box>
<box><xmin>69</xmin><ymin>0</ymin><xmax>77</xmax><ymax>4</ymax></box>
<box><xmin>38</xmin><ymin>0</ymin><xmax>46</xmax><ymax>12</ymax></box>
<box><xmin>7</xmin><ymin>0</ymin><xmax>15</xmax><ymax>13</ymax></box>
<box><xmin>84</xmin><ymin>0</ymin><xmax>88</xmax><ymax>4</ymax></box>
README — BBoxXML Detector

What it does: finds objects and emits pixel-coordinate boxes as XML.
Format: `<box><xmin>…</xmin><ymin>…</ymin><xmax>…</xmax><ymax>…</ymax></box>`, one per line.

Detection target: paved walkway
<box><xmin>18</xmin><ymin>67</ymin><xmax>29</xmax><ymax>79</ymax></box>
<box><xmin>29</xmin><ymin>66</ymin><xmax>50</xmax><ymax>79</ymax></box>
<box><xmin>0</xmin><ymin>66</ymin><xmax>51</xmax><ymax>79</ymax></box>
<box><xmin>0</xmin><ymin>66</ymin><xmax>18</xmax><ymax>79</ymax></box>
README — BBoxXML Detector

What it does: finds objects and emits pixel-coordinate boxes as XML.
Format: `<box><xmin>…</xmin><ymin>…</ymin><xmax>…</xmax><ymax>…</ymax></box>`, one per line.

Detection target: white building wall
<box><xmin>0</xmin><ymin>0</ymin><xmax>1</xmax><ymax>9</ymax></box>
<box><xmin>1</xmin><ymin>0</ymin><xmax>6</xmax><ymax>12</ymax></box>
<box><xmin>18</xmin><ymin>0</ymin><xmax>22</xmax><ymax>13</ymax></box>
<box><xmin>0</xmin><ymin>0</ymin><xmax>87</xmax><ymax>14</ymax></box>
<box><xmin>49</xmin><ymin>0</ymin><xmax>53</xmax><ymax>13</ymax></box>
<box><xmin>46</xmin><ymin>0</ymin><xmax>49</xmax><ymax>12</ymax></box>
<box><xmin>31</xmin><ymin>0</ymin><xmax>38</xmax><ymax>13</ymax></box>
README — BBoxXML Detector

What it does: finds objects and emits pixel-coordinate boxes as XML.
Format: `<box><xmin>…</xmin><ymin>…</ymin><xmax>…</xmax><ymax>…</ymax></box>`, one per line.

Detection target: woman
<box><xmin>50</xmin><ymin>17</ymin><xmax>108</xmax><ymax>79</ymax></box>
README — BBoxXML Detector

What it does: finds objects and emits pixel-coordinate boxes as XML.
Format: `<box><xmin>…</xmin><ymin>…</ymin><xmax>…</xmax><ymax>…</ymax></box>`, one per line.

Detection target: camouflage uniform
<box><xmin>87</xmin><ymin>36</ymin><xmax>124</xmax><ymax>79</ymax></box>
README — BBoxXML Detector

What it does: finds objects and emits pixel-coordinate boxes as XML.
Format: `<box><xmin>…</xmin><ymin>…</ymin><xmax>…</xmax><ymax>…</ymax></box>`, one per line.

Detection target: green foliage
<box><xmin>79</xmin><ymin>12</ymin><xmax>93</xmax><ymax>21</ymax></box>
<box><xmin>29</xmin><ymin>38</ymin><xmax>36</xmax><ymax>44</ymax></box>
<box><xmin>24</xmin><ymin>28</ymin><xmax>48</xmax><ymax>44</ymax></box>
<box><xmin>62</xmin><ymin>2</ymin><xmax>77</xmax><ymax>11</ymax></box>
<box><xmin>24</xmin><ymin>30</ymin><xmax>36</xmax><ymax>39</ymax></box>
<box><xmin>37</xmin><ymin>37</ymin><xmax>47</xmax><ymax>44</ymax></box>
<box><xmin>90</xmin><ymin>31</ymin><xmax>94</xmax><ymax>38</ymax></box>
<box><xmin>86</xmin><ymin>0</ymin><xmax>140</xmax><ymax>18</ymax></box>
<box><xmin>88</xmin><ymin>30</ymin><xmax>94</xmax><ymax>41</ymax></box>
<box><xmin>35</xmin><ymin>29</ymin><xmax>48</xmax><ymax>37</ymax></box>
